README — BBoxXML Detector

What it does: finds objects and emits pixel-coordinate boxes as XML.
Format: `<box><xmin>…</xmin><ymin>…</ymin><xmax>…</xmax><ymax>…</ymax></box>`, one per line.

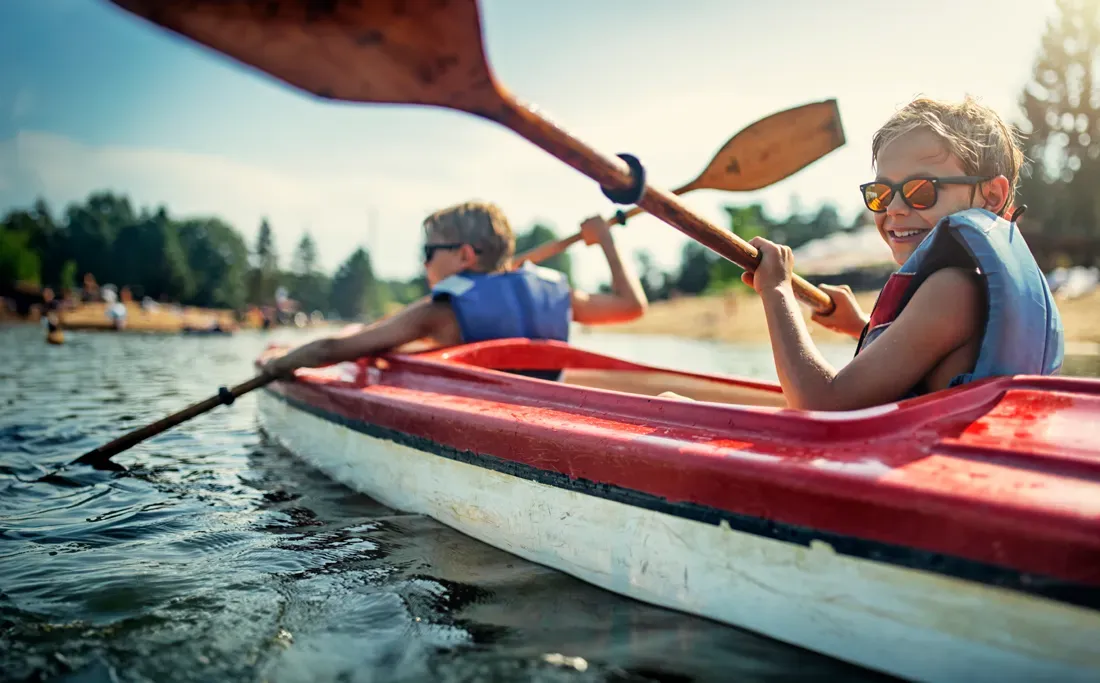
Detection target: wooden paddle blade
<box><xmin>108</xmin><ymin>0</ymin><xmax>506</xmax><ymax>115</ymax></box>
<box><xmin>692</xmin><ymin>99</ymin><xmax>845</xmax><ymax>192</ymax></box>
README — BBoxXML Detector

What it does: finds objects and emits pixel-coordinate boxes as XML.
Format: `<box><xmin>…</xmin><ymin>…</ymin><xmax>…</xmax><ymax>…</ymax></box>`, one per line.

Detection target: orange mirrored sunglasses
<box><xmin>860</xmin><ymin>176</ymin><xmax>991</xmax><ymax>213</ymax></box>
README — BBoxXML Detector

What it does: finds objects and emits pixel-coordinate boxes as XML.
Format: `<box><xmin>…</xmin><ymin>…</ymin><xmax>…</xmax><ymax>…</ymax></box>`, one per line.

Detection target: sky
<box><xmin>0</xmin><ymin>0</ymin><xmax>1058</xmax><ymax>289</ymax></box>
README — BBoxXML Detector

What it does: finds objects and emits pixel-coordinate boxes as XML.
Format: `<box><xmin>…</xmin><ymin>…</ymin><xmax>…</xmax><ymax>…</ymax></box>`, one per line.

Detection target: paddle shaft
<box><xmin>495</xmin><ymin>99</ymin><xmax>835</xmax><ymax>314</ymax></box>
<box><xmin>513</xmin><ymin>181</ymin><xmax>696</xmax><ymax>266</ymax></box>
<box><xmin>73</xmin><ymin>374</ymin><xmax>275</xmax><ymax>467</ymax></box>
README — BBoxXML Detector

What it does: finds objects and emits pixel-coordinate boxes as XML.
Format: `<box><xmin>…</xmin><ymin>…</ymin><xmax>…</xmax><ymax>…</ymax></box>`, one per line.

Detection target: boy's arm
<box><xmin>263</xmin><ymin>298</ymin><xmax>461</xmax><ymax>376</ymax></box>
<box><xmin>810</xmin><ymin>284</ymin><xmax>871</xmax><ymax>340</ymax></box>
<box><xmin>760</xmin><ymin>267</ymin><xmax>981</xmax><ymax>410</ymax></box>
<box><xmin>570</xmin><ymin>216</ymin><xmax>648</xmax><ymax>325</ymax></box>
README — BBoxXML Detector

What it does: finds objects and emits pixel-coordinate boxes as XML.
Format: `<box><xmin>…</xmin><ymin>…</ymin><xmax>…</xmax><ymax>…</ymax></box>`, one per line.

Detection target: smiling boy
<box><xmin>740</xmin><ymin>96</ymin><xmax>1063</xmax><ymax>411</ymax></box>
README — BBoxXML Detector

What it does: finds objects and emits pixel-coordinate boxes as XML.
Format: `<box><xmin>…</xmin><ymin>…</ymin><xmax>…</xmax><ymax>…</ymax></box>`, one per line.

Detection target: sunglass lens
<box><xmin>902</xmin><ymin>179</ymin><xmax>936</xmax><ymax>210</ymax></box>
<box><xmin>863</xmin><ymin>183</ymin><xmax>893</xmax><ymax>212</ymax></box>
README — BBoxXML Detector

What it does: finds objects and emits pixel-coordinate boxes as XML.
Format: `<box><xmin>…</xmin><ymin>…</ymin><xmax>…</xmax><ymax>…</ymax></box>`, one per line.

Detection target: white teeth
<box><xmin>892</xmin><ymin>229</ymin><xmax>922</xmax><ymax>238</ymax></box>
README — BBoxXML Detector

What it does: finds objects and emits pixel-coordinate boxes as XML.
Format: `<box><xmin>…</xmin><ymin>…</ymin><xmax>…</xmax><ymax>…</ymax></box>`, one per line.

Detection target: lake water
<box><xmin>1</xmin><ymin>324</ymin><xmax>1094</xmax><ymax>683</ymax></box>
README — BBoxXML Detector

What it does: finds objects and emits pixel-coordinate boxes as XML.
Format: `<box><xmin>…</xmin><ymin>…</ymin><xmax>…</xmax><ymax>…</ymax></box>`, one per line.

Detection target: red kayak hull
<box><xmin>258</xmin><ymin>338</ymin><xmax>1100</xmax><ymax>604</ymax></box>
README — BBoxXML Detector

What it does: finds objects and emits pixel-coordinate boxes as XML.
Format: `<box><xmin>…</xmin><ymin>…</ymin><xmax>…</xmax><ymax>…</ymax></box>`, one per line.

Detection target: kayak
<box><xmin>254</xmin><ymin>338</ymin><xmax>1100</xmax><ymax>683</ymax></box>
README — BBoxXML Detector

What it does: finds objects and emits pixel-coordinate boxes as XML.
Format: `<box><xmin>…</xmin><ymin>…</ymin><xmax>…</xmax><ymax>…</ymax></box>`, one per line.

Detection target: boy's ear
<box><xmin>981</xmin><ymin>175</ymin><xmax>1012</xmax><ymax>215</ymax></box>
<box><xmin>460</xmin><ymin>244</ymin><xmax>480</xmax><ymax>268</ymax></box>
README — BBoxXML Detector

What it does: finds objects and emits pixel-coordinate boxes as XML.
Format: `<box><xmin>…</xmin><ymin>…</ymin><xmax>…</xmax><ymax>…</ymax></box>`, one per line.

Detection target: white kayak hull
<box><xmin>258</xmin><ymin>389</ymin><xmax>1100</xmax><ymax>683</ymax></box>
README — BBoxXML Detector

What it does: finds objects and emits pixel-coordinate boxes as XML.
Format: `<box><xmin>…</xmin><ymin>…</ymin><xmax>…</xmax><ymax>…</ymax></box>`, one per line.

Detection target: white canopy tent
<box><xmin>792</xmin><ymin>224</ymin><xmax>895</xmax><ymax>276</ymax></box>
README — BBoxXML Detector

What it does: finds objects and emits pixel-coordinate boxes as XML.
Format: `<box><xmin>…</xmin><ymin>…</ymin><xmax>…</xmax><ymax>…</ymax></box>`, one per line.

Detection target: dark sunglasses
<box><xmin>422</xmin><ymin>242</ymin><xmax>480</xmax><ymax>263</ymax></box>
<box><xmin>859</xmin><ymin>175</ymin><xmax>991</xmax><ymax>213</ymax></box>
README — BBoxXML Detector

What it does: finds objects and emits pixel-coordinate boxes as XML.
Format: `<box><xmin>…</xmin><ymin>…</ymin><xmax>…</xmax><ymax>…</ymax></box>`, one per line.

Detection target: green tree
<box><xmin>290</xmin><ymin>230</ymin><xmax>330</xmax><ymax>313</ymax></box>
<box><xmin>1</xmin><ymin>201</ymin><xmax>71</xmax><ymax>287</ymax></box>
<box><xmin>0</xmin><ymin>224</ymin><xmax>41</xmax><ymax>285</ymax></box>
<box><xmin>178</xmin><ymin>217</ymin><xmax>250</xmax><ymax>308</ymax></box>
<box><xmin>112</xmin><ymin>207</ymin><xmax>195</xmax><ymax>301</ymax></box>
<box><xmin>31</xmin><ymin>199</ymin><xmax>67</xmax><ymax>286</ymax></box>
<box><xmin>16</xmin><ymin>200</ymin><xmax>67</xmax><ymax>285</ymax></box>
<box><xmin>633</xmin><ymin>249</ymin><xmax>669</xmax><ymax>301</ymax></box>
<box><xmin>329</xmin><ymin>247</ymin><xmax>387</xmax><ymax>320</ymax></box>
<box><xmin>292</xmin><ymin>231</ymin><xmax>318</xmax><ymax>274</ymax></box>
<box><xmin>59</xmin><ymin>260</ymin><xmax>78</xmax><ymax>291</ymax></box>
<box><xmin>382</xmin><ymin>275</ymin><xmax>428</xmax><ymax>306</ymax></box>
<box><xmin>808</xmin><ymin>204</ymin><xmax>843</xmax><ymax>236</ymax></box>
<box><xmin>707</xmin><ymin>205</ymin><xmax>773</xmax><ymax>291</ymax></box>
<box><xmin>246</xmin><ymin>219</ymin><xmax>279</xmax><ymax>305</ymax></box>
<box><xmin>515</xmin><ymin>223</ymin><xmax>573</xmax><ymax>283</ymax></box>
<box><xmin>66</xmin><ymin>192</ymin><xmax>134</xmax><ymax>284</ymax></box>
<box><xmin>673</xmin><ymin>241</ymin><xmax>712</xmax><ymax>295</ymax></box>
<box><xmin>0</xmin><ymin>191</ymin><xmax>264</xmax><ymax>308</ymax></box>
<box><xmin>1018</xmin><ymin>0</ymin><xmax>1100</xmax><ymax>251</ymax></box>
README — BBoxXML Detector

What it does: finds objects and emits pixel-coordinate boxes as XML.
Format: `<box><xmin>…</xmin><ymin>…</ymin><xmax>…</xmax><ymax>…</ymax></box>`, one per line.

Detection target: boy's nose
<box><xmin>886</xmin><ymin>191</ymin><xmax>910</xmax><ymax>215</ymax></box>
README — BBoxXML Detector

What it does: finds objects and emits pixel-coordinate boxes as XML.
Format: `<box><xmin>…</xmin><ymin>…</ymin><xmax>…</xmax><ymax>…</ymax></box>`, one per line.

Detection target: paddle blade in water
<box><xmin>108</xmin><ymin>0</ymin><xmax>506</xmax><ymax>116</ymax></box>
<box><xmin>691</xmin><ymin>99</ymin><xmax>846</xmax><ymax>192</ymax></box>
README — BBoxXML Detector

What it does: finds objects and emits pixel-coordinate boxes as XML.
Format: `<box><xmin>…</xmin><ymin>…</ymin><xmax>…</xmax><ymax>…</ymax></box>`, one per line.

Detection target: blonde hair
<box><xmin>872</xmin><ymin>96</ymin><xmax>1025</xmax><ymax>214</ymax></box>
<box><xmin>422</xmin><ymin>200</ymin><xmax>514</xmax><ymax>272</ymax></box>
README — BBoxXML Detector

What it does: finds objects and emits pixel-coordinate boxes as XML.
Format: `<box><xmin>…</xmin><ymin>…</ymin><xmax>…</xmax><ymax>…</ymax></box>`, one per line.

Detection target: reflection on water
<box><xmin>1</xmin><ymin>323</ymin><xmax>1094</xmax><ymax>682</ymax></box>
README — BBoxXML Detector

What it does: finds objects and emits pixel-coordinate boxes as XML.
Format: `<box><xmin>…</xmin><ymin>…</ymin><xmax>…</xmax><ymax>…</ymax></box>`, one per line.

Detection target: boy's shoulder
<box><xmin>905</xmin><ymin>267</ymin><xmax>983</xmax><ymax>334</ymax></box>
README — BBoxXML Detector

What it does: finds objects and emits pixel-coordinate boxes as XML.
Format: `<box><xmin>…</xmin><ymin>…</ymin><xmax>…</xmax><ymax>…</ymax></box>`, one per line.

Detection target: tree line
<box><xmin>2</xmin><ymin>0</ymin><xmax>1096</xmax><ymax>313</ymax></box>
<box><xmin>0</xmin><ymin>192</ymin><xmax>424</xmax><ymax>321</ymax></box>
<box><xmin>628</xmin><ymin>203</ymin><xmax>862</xmax><ymax>302</ymax></box>
<box><xmin>0</xmin><ymin>184</ymin><xmax>846</xmax><ymax>315</ymax></box>
<box><xmin>0</xmin><ymin>191</ymin><xmax>578</xmax><ymax>321</ymax></box>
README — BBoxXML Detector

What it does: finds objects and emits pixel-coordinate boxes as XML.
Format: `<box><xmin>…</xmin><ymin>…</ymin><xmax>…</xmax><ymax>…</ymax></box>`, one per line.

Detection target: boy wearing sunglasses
<box><xmin>263</xmin><ymin>200</ymin><xmax>647</xmax><ymax>377</ymax></box>
<box><xmin>736</xmin><ymin>96</ymin><xmax>1063</xmax><ymax>410</ymax></box>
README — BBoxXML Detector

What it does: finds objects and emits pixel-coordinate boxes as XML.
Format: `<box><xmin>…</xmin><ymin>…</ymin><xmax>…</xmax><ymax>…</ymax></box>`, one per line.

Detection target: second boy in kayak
<box><xmin>263</xmin><ymin>201</ymin><xmax>647</xmax><ymax>376</ymax></box>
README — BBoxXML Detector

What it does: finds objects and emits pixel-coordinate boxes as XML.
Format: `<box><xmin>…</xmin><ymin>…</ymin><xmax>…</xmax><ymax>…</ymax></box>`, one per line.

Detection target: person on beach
<box><xmin>41</xmin><ymin>287</ymin><xmax>65</xmax><ymax>345</ymax></box>
<box><xmin>733</xmin><ymin>96</ymin><xmax>1064</xmax><ymax>410</ymax></box>
<box><xmin>262</xmin><ymin>200</ymin><xmax>647</xmax><ymax>377</ymax></box>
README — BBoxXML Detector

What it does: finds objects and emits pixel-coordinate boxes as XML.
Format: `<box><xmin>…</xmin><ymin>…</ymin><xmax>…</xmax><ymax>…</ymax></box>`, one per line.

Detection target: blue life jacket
<box><xmin>855</xmin><ymin>208</ymin><xmax>1063</xmax><ymax>391</ymax></box>
<box><xmin>431</xmin><ymin>261</ymin><xmax>572</xmax><ymax>344</ymax></box>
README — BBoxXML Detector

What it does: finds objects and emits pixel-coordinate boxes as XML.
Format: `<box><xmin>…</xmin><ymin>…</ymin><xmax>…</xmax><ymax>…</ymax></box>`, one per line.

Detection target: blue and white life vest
<box><xmin>430</xmin><ymin>261</ymin><xmax>572</xmax><ymax>343</ymax></box>
<box><xmin>855</xmin><ymin>208</ymin><xmax>1063</xmax><ymax>389</ymax></box>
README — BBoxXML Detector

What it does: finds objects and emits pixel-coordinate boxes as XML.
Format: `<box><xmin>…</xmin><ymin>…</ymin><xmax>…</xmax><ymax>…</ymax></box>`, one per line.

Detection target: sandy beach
<box><xmin>52</xmin><ymin>302</ymin><xmax>241</xmax><ymax>333</ymax></box>
<box><xmin>589</xmin><ymin>288</ymin><xmax>1100</xmax><ymax>354</ymax></box>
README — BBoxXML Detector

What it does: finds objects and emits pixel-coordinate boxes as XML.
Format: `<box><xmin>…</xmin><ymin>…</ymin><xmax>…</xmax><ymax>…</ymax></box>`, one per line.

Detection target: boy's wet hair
<box><xmin>872</xmin><ymin>96</ymin><xmax>1025</xmax><ymax>214</ymax></box>
<box><xmin>422</xmin><ymin>200</ymin><xmax>514</xmax><ymax>272</ymax></box>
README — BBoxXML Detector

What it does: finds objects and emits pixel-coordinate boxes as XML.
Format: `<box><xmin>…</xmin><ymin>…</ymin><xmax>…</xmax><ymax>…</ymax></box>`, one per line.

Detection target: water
<box><xmin>1</xmin><ymin>325</ymin><xmax>1095</xmax><ymax>683</ymax></box>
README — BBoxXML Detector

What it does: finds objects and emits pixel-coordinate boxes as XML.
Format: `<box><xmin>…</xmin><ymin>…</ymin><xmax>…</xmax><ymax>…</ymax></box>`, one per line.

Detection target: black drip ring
<box><xmin>600</xmin><ymin>154</ymin><xmax>646</xmax><ymax>205</ymax></box>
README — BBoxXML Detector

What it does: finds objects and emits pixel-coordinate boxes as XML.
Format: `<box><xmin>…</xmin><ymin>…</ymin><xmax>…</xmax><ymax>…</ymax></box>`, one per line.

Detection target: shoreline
<box><xmin>8</xmin><ymin>290</ymin><xmax>1098</xmax><ymax>355</ymax></box>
